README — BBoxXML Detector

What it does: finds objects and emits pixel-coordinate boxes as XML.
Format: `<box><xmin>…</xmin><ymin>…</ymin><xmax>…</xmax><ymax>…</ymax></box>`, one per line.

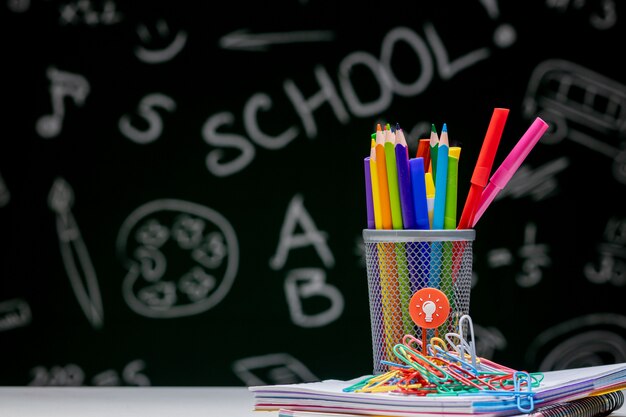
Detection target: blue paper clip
<box><xmin>430</xmin><ymin>344</ymin><xmax>479</xmax><ymax>376</ymax></box>
<box><xmin>444</xmin><ymin>332</ymin><xmax>478</xmax><ymax>374</ymax></box>
<box><xmin>513</xmin><ymin>371</ymin><xmax>535</xmax><ymax>413</ymax></box>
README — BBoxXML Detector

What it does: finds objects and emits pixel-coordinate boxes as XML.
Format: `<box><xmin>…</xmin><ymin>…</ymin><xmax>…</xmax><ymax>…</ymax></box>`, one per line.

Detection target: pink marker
<box><xmin>472</xmin><ymin>117</ymin><xmax>549</xmax><ymax>227</ymax></box>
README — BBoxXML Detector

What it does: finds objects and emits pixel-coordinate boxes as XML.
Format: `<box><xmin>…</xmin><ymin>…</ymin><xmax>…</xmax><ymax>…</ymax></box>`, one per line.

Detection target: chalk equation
<box><xmin>29</xmin><ymin>359</ymin><xmax>149</xmax><ymax>386</ymax></box>
<box><xmin>494</xmin><ymin>157</ymin><xmax>569</xmax><ymax>202</ymax></box>
<box><xmin>116</xmin><ymin>199</ymin><xmax>239</xmax><ymax>318</ymax></box>
<box><xmin>0</xmin><ymin>298</ymin><xmax>32</xmax><ymax>332</ymax></box>
<box><xmin>585</xmin><ymin>217</ymin><xmax>626</xmax><ymax>286</ymax></box>
<box><xmin>487</xmin><ymin>222</ymin><xmax>551</xmax><ymax>287</ymax></box>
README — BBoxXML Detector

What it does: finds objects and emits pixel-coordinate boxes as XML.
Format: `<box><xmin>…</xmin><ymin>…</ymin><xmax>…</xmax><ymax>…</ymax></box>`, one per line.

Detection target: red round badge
<box><xmin>408</xmin><ymin>288</ymin><xmax>450</xmax><ymax>329</ymax></box>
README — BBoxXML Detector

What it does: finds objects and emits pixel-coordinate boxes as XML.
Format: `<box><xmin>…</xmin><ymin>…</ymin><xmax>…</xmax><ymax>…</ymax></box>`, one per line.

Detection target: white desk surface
<box><xmin>0</xmin><ymin>387</ymin><xmax>625</xmax><ymax>417</ymax></box>
<box><xmin>0</xmin><ymin>387</ymin><xmax>258</xmax><ymax>417</ymax></box>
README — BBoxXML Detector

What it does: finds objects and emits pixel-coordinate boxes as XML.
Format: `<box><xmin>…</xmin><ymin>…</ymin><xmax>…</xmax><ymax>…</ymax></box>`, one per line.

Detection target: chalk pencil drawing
<box><xmin>48</xmin><ymin>177</ymin><xmax>104</xmax><ymax>329</ymax></box>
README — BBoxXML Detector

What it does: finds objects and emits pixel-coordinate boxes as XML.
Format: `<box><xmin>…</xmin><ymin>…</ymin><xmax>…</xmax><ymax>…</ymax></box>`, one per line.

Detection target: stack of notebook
<box><xmin>249</xmin><ymin>363</ymin><xmax>626</xmax><ymax>417</ymax></box>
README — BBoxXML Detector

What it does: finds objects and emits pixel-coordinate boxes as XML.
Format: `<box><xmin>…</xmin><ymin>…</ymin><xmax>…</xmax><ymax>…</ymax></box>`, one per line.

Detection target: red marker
<box><xmin>457</xmin><ymin>108</ymin><xmax>509</xmax><ymax>230</ymax></box>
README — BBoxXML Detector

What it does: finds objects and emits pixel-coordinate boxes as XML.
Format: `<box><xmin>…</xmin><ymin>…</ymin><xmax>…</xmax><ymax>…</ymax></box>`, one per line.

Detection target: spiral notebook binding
<box><xmin>531</xmin><ymin>390</ymin><xmax>624</xmax><ymax>417</ymax></box>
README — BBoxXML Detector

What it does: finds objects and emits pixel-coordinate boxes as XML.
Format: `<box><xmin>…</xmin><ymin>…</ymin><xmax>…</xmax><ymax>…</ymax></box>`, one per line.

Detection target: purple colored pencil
<box><xmin>364</xmin><ymin>157</ymin><xmax>375</xmax><ymax>229</ymax></box>
<box><xmin>395</xmin><ymin>144</ymin><xmax>416</xmax><ymax>229</ymax></box>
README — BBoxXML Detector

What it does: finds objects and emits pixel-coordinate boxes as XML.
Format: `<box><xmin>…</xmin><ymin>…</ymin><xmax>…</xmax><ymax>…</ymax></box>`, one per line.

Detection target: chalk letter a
<box><xmin>269</xmin><ymin>194</ymin><xmax>335</xmax><ymax>270</ymax></box>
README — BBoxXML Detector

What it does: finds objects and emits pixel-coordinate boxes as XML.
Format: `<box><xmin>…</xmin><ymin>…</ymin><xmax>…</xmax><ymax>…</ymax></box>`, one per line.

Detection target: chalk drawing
<box><xmin>116</xmin><ymin>199</ymin><xmax>238</xmax><ymax>318</ymax></box>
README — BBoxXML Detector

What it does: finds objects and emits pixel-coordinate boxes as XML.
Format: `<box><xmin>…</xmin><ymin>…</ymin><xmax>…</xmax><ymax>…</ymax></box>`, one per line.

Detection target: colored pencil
<box><xmin>416</xmin><ymin>138</ymin><xmax>431</xmax><ymax>172</ymax></box>
<box><xmin>432</xmin><ymin>123</ymin><xmax>449</xmax><ymax>230</ymax></box>
<box><xmin>384</xmin><ymin>128</ymin><xmax>404</xmax><ymax>230</ymax></box>
<box><xmin>429</xmin><ymin>124</ymin><xmax>439</xmax><ymax>179</ymax></box>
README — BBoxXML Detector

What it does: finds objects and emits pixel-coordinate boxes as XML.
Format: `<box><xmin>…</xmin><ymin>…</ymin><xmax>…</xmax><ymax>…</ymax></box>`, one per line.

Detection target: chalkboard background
<box><xmin>2</xmin><ymin>0</ymin><xmax>626</xmax><ymax>387</ymax></box>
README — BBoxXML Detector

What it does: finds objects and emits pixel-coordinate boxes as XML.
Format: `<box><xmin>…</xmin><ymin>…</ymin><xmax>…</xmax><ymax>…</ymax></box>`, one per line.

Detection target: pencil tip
<box><xmin>442</xmin><ymin>123</ymin><xmax>447</xmax><ymax>133</ymax></box>
<box><xmin>396</xmin><ymin>122</ymin><xmax>401</xmax><ymax>131</ymax></box>
<box><xmin>376</xmin><ymin>123</ymin><xmax>382</xmax><ymax>132</ymax></box>
<box><xmin>431</xmin><ymin>124</ymin><xmax>437</xmax><ymax>133</ymax></box>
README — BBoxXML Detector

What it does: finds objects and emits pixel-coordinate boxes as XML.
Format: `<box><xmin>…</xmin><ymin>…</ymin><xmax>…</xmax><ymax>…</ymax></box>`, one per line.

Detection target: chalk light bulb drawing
<box><xmin>422</xmin><ymin>300</ymin><xmax>436</xmax><ymax>322</ymax></box>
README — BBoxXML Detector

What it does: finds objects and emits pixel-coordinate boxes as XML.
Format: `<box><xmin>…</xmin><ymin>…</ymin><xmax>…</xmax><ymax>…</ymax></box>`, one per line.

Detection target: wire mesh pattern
<box><xmin>364</xmin><ymin>233</ymin><xmax>474</xmax><ymax>375</ymax></box>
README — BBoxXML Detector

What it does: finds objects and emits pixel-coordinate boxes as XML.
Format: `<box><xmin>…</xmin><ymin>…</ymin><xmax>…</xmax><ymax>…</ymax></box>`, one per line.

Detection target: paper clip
<box><xmin>438</xmin><ymin>333</ymin><xmax>478</xmax><ymax>375</ymax></box>
<box><xmin>442</xmin><ymin>333</ymin><xmax>480</xmax><ymax>375</ymax></box>
<box><xmin>393</xmin><ymin>344</ymin><xmax>450</xmax><ymax>384</ymax></box>
<box><xmin>426</xmin><ymin>337</ymin><xmax>448</xmax><ymax>356</ymax></box>
<box><xmin>357</xmin><ymin>369</ymin><xmax>401</xmax><ymax>393</ymax></box>
<box><xmin>402</xmin><ymin>334</ymin><xmax>423</xmax><ymax>352</ymax></box>
<box><xmin>342</xmin><ymin>375</ymin><xmax>375</xmax><ymax>392</ymax></box>
<box><xmin>458</xmin><ymin>315</ymin><xmax>479</xmax><ymax>371</ymax></box>
<box><xmin>513</xmin><ymin>371</ymin><xmax>535</xmax><ymax>413</ymax></box>
<box><xmin>380</xmin><ymin>360</ymin><xmax>411</xmax><ymax>369</ymax></box>
<box><xmin>478</xmin><ymin>357</ymin><xmax>517</xmax><ymax>373</ymax></box>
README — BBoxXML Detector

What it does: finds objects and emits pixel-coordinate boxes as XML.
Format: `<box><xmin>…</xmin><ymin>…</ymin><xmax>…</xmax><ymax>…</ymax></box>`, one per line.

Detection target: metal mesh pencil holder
<box><xmin>363</xmin><ymin>229</ymin><xmax>476</xmax><ymax>375</ymax></box>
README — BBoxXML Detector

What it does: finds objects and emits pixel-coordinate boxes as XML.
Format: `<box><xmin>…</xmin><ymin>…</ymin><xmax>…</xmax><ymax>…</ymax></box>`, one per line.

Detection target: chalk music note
<box><xmin>36</xmin><ymin>67</ymin><xmax>90</xmax><ymax>139</ymax></box>
<box><xmin>48</xmin><ymin>177</ymin><xmax>104</xmax><ymax>329</ymax></box>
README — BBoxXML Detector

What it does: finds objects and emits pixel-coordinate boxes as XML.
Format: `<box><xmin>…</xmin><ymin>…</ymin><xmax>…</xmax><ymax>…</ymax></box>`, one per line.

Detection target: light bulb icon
<box><xmin>409</xmin><ymin>288</ymin><xmax>450</xmax><ymax>329</ymax></box>
<box><xmin>422</xmin><ymin>301</ymin><xmax>436</xmax><ymax>322</ymax></box>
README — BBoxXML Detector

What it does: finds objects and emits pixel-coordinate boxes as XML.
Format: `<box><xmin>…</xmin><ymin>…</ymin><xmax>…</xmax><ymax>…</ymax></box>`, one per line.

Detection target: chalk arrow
<box><xmin>219</xmin><ymin>29</ymin><xmax>335</xmax><ymax>51</ymax></box>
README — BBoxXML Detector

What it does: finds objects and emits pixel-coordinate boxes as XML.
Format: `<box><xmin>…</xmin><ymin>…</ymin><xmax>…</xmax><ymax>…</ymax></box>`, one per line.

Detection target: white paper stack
<box><xmin>249</xmin><ymin>363</ymin><xmax>626</xmax><ymax>417</ymax></box>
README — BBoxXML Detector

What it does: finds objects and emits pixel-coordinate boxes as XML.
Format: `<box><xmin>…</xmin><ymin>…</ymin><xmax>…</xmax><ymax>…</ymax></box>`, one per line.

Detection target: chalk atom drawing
<box><xmin>116</xmin><ymin>199</ymin><xmax>239</xmax><ymax>318</ymax></box>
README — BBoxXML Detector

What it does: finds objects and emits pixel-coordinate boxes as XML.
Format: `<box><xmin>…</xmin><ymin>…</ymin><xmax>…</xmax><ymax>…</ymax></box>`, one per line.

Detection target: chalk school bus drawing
<box><xmin>522</xmin><ymin>59</ymin><xmax>626</xmax><ymax>183</ymax></box>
